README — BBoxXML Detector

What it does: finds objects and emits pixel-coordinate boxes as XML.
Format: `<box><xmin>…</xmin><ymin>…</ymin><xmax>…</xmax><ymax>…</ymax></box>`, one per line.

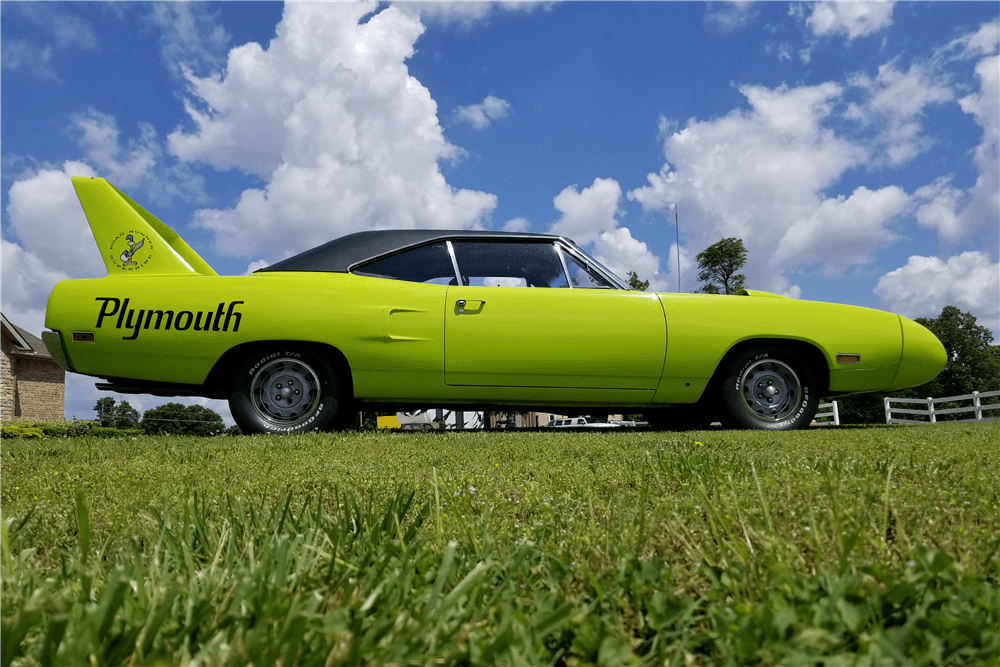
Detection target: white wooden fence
<box><xmin>884</xmin><ymin>390</ymin><xmax>1000</xmax><ymax>425</ymax></box>
<box><xmin>812</xmin><ymin>401</ymin><xmax>839</xmax><ymax>426</ymax></box>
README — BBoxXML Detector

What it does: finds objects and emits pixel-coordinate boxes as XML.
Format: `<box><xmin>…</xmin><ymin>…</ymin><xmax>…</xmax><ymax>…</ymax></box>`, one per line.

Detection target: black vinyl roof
<box><xmin>258</xmin><ymin>229</ymin><xmax>563</xmax><ymax>273</ymax></box>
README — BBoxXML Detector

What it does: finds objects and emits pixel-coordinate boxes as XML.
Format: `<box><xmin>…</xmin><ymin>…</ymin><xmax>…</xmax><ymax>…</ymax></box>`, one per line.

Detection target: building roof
<box><xmin>258</xmin><ymin>229</ymin><xmax>562</xmax><ymax>274</ymax></box>
<box><xmin>1</xmin><ymin>312</ymin><xmax>52</xmax><ymax>358</ymax></box>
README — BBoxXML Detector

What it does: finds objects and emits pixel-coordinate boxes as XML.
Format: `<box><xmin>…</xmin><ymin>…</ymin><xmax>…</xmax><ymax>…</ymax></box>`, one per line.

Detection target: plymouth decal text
<box><xmin>95</xmin><ymin>297</ymin><xmax>244</xmax><ymax>340</ymax></box>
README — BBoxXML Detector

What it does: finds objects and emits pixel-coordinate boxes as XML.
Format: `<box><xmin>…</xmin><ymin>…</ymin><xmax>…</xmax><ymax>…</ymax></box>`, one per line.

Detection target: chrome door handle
<box><xmin>455</xmin><ymin>299</ymin><xmax>484</xmax><ymax>314</ymax></box>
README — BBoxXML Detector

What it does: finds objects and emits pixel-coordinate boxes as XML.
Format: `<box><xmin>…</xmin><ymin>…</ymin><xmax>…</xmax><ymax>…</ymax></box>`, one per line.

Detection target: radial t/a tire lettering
<box><xmin>229</xmin><ymin>347</ymin><xmax>344</xmax><ymax>435</ymax></box>
<box><xmin>719</xmin><ymin>347</ymin><xmax>819</xmax><ymax>430</ymax></box>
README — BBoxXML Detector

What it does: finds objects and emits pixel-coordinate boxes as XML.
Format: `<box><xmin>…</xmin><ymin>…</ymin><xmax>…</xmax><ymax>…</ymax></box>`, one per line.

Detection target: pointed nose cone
<box><xmin>890</xmin><ymin>317</ymin><xmax>947</xmax><ymax>390</ymax></box>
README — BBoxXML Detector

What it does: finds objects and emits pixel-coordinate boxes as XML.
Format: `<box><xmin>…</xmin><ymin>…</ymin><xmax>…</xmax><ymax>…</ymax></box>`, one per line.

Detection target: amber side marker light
<box><xmin>73</xmin><ymin>332</ymin><xmax>96</xmax><ymax>343</ymax></box>
<box><xmin>836</xmin><ymin>353</ymin><xmax>861</xmax><ymax>364</ymax></box>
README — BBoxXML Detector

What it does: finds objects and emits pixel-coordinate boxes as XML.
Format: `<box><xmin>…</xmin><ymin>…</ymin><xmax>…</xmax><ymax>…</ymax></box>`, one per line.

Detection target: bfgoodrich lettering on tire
<box><xmin>229</xmin><ymin>347</ymin><xmax>343</xmax><ymax>435</ymax></box>
<box><xmin>719</xmin><ymin>347</ymin><xmax>819</xmax><ymax>430</ymax></box>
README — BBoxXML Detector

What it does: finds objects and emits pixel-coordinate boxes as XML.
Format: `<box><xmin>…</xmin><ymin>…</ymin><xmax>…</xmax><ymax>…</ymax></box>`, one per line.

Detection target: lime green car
<box><xmin>43</xmin><ymin>177</ymin><xmax>946</xmax><ymax>434</ymax></box>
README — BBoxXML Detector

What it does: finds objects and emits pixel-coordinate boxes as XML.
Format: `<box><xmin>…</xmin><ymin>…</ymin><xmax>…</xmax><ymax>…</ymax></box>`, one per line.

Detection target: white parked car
<box><xmin>545</xmin><ymin>417</ymin><xmax>621</xmax><ymax>428</ymax></box>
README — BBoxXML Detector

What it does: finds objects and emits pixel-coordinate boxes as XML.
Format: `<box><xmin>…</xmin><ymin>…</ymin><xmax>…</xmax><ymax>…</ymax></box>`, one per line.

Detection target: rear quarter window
<box><xmin>353</xmin><ymin>242</ymin><xmax>455</xmax><ymax>284</ymax></box>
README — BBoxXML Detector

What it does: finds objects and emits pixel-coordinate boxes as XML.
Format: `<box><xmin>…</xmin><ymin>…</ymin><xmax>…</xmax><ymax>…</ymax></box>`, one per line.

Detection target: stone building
<box><xmin>1</xmin><ymin>313</ymin><xmax>65</xmax><ymax>420</ymax></box>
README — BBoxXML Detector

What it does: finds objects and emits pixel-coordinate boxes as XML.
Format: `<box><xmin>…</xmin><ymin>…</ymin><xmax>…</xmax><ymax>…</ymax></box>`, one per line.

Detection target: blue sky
<box><xmin>2</xmin><ymin>1</ymin><xmax>998</xmax><ymax>423</ymax></box>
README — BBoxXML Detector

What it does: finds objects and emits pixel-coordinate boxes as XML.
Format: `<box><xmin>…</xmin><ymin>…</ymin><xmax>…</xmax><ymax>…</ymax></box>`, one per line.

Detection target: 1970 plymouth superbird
<box><xmin>43</xmin><ymin>177</ymin><xmax>946</xmax><ymax>433</ymax></box>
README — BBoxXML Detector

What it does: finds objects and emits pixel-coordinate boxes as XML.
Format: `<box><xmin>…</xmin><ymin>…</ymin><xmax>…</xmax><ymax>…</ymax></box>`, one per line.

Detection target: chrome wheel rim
<box><xmin>250</xmin><ymin>358</ymin><xmax>321</xmax><ymax>428</ymax></box>
<box><xmin>738</xmin><ymin>359</ymin><xmax>802</xmax><ymax>423</ymax></box>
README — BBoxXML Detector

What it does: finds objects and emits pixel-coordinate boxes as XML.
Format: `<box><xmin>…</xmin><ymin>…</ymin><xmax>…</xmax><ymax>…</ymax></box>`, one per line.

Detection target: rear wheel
<box><xmin>229</xmin><ymin>347</ymin><xmax>345</xmax><ymax>434</ymax></box>
<box><xmin>719</xmin><ymin>347</ymin><xmax>818</xmax><ymax>430</ymax></box>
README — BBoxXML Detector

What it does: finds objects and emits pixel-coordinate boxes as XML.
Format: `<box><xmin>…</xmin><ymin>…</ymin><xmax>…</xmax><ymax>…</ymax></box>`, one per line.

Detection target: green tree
<box><xmin>114</xmin><ymin>401</ymin><xmax>140</xmax><ymax>429</ymax></box>
<box><xmin>93</xmin><ymin>397</ymin><xmax>140</xmax><ymax>428</ymax></box>
<box><xmin>94</xmin><ymin>397</ymin><xmax>115</xmax><ymax>426</ymax></box>
<box><xmin>836</xmin><ymin>306</ymin><xmax>1000</xmax><ymax>424</ymax></box>
<box><xmin>626</xmin><ymin>271</ymin><xmax>650</xmax><ymax>291</ymax></box>
<box><xmin>696</xmin><ymin>238</ymin><xmax>747</xmax><ymax>295</ymax></box>
<box><xmin>140</xmin><ymin>402</ymin><xmax>225</xmax><ymax>436</ymax></box>
<box><xmin>915</xmin><ymin>306</ymin><xmax>1000</xmax><ymax>397</ymax></box>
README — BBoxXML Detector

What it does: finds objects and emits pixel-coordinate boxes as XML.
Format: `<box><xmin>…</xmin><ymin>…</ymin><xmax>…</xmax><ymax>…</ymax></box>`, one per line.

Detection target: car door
<box><xmin>444</xmin><ymin>240</ymin><xmax>666</xmax><ymax>389</ymax></box>
<box><xmin>348</xmin><ymin>241</ymin><xmax>454</xmax><ymax>398</ymax></box>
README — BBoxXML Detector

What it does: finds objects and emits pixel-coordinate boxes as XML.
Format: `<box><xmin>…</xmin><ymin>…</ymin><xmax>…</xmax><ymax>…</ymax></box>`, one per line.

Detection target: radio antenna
<box><xmin>674</xmin><ymin>205</ymin><xmax>681</xmax><ymax>292</ymax></box>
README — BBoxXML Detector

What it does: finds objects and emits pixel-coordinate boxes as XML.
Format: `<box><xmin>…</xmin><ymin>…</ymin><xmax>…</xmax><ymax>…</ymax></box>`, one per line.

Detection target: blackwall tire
<box><xmin>229</xmin><ymin>347</ymin><xmax>344</xmax><ymax>435</ymax></box>
<box><xmin>719</xmin><ymin>347</ymin><xmax>819</xmax><ymax>431</ymax></box>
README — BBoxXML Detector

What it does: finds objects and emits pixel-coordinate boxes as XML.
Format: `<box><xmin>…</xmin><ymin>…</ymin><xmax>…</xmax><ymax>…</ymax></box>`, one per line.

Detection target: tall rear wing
<box><xmin>73</xmin><ymin>176</ymin><xmax>217</xmax><ymax>276</ymax></box>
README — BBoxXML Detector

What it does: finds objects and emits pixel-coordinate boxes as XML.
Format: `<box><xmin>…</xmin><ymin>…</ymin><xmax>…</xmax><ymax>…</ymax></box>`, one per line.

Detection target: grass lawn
<box><xmin>3</xmin><ymin>422</ymin><xmax>999</xmax><ymax>665</ymax></box>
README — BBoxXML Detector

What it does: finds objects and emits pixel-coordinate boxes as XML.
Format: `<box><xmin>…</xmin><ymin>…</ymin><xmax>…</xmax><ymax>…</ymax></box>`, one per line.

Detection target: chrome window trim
<box><xmin>347</xmin><ymin>233</ymin><xmax>628</xmax><ymax>290</ymax></box>
<box><xmin>445</xmin><ymin>240</ymin><xmax>462</xmax><ymax>285</ymax></box>
<box><xmin>554</xmin><ymin>244</ymin><xmax>573</xmax><ymax>289</ymax></box>
<box><xmin>449</xmin><ymin>238</ymin><xmax>569</xmax><ymax>289</ymax></box>
<box><xmin>557</xmin><ymin>241</ymin><xmax>630</xmax><ymax>290</ymax></box>
<box><xmin>346</xmin><ymin>232</ymin><xmax>561</xmax><ymax>274</ymax></box>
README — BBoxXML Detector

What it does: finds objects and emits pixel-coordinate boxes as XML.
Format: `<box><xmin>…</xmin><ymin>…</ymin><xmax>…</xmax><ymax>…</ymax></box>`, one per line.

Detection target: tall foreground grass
<box><xmin>2</xmin><ymin>423</ymin><xmax>998</xmax><ymax>665</ymax></box>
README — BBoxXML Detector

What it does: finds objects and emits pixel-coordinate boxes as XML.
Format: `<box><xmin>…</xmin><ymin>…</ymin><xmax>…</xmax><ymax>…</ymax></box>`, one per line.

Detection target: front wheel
<box><xmin>719</xmin><ymin>347</ymin><xmax>819</xmax><ymax>430</ymax></box>
<box><xmin>229</xmin><ymin>347</ymin><xmax>345</xmax><ymax>435</ymax></box>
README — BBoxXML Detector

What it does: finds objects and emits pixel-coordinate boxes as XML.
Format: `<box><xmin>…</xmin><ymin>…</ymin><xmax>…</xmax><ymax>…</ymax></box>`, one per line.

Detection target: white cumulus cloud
<box><xmin>806</xmin><ymin>1</ymin><xmax>895</xmax><ymax>40</ymax></box>
<box><xmin>502</xmin><ymin>217</ymin><xmax>530</xmax><ymax>232</ymax></box>
<box><xmin>1</xmin><ymin>237</ymin><xmax>74</xmax><ymax>338</ymax></box>
<box><xmin>547</xmin><ymin>178</ymin><xmax>668</xmax><ymax>290</ymax></box>
<box><xmin>875</xmin><ymin>253</ymin><xmax>1000</xmax><ymax>329</ymax></box>
<box><xmin>846</xmin><ymin>60</ymin><xmax>954</xmax><ymax>166</ymax></box>
<box><xmin>628</xmin><ymin>82</ymin><xmax>872</xmax><ymax>290</ymax></box>
<box><xmin>705</xmin><ymin>1</ymin><xmax>757</xmax><ymax>32</ymax></box>
<box><xmin>454</xmin><ymin>95</ymin><xmax>512</xmax><ymax>130</ymax></box>
<box><xmin>2</xmin><ymin>163</ymin><xmax>106</xmax><ymax>340</ymax></box>
<box><xmin>5</xmin><ymin>163</ymin><xmax>104</xmax><ymax>280</ymax></box>
<box><xmin>592</xmin><ymin>227</ymin><xmax>669</xmax><ymax>292</ymax></box>
<box><xmin>913</xmin><ymin>31</ymin><xmax>998</xmax><ymax>243</ymax></box>
<box><xmin>66</xmin><ymin>109</ymin><xmax>206</xmax><ymax>206</ymax></box>
<box><xmin>774</xmin><ymin>185</ymin><xmax>910</xmax><ymax>272</ymax></box>
<box><xmin>168</xmin><ymin>2</ymin><xmax>497</xmax><ymax>260</ymax></box>
<box><xmin>630</xmin><ymin>83</ymin><xmax>861</xmax><ymax>232</ymax></box>
<box><xmin>147</xmin><ymin>3</ymin><xmax>230</xmax><ymax>78</ymax></box>
<box><xmin>548</xmin><ymin>178</ymin><xmax>622</xmax><ymax>246</ymax></box>
<box><xmin>69</xmin><ymin>110</ymin><xmax>160</xmax><ymax>190</ymax></box>
<box><xmin>938</xmin><ymin>18</ymin><xmax>1000</xmax><ymax>61</ymax></box>
<box><xmin>629</xmin><ymin>20</ymin><xmax>999</xmax><ymax>297</ymax></box>
<box><xmin>245</xmin><ymin>259</ymin><xmax>271</xmax><ymax>275</ymax></box>
<box><xmin>395</xmin><ymin>1</ymin><xmax>541</xmax><ymax>29</ymax></box>
<box><xmin>955</xmin><ymin>52</ymin><xmax>1000</xmax><ymax>236</ymax></box>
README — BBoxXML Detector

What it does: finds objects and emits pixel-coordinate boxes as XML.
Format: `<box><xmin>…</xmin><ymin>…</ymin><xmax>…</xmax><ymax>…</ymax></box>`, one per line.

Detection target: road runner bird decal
<box><xmin>119</xmin><ymin>234</ymin><xmax>144</xmax><ymax>266</ymax></box>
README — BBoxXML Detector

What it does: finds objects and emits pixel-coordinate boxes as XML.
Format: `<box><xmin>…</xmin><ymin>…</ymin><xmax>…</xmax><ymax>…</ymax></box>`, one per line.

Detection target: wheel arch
<box><xmin>706</xmin><ymin>337</ymin><xmax>829</xmax><ymax>396</ymax></box>
<box><xmin>204</xmin><ymin>340</ymin><xmax>355</xmax><ymax>399</ymax></box>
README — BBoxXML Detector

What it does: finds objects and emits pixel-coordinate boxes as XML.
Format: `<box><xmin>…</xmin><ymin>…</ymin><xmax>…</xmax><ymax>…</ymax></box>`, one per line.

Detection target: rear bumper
<box><xmin>41</xmin><ymin>330</ymin><xmax>74</xmax><ymax>372</ymax></box>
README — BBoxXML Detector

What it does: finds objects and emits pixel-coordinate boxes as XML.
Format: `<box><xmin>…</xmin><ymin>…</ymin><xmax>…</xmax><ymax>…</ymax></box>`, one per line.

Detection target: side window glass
<box><xmin>352</xmin><ymin>242</ymin><xmax>455</xmax><ymax>284</ymax></box>
<box><xmin>563</xmin><ymin>252</ymin><xmax>614</xmax><ymax>289</ymax></box>
<box><xmin>451</xmin><ymin>241</ymin><xmax>569</xmax><ymax>288</ymax></box>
